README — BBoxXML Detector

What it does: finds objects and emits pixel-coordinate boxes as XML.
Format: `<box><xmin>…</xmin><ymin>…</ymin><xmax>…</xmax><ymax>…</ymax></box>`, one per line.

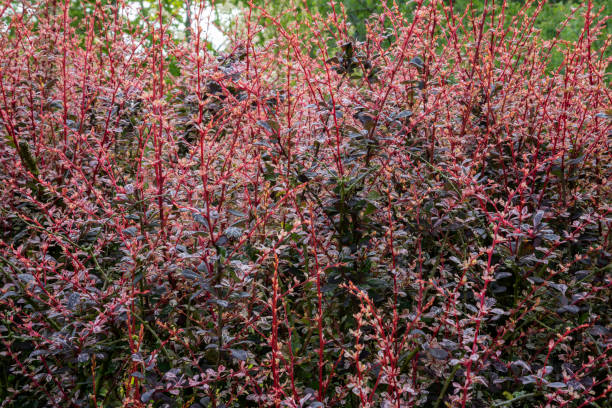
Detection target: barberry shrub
<box><xmin>0</xmin><ymin>0</ymin><xmax>610</xmax><ymax>407</ymax></box>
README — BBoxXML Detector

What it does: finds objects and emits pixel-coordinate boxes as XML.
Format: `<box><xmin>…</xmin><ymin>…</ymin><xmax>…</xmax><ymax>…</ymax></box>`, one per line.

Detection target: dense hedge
<box><xmin>0</xmin><ymin>1</ymin><xmax>610</xmax><ymax>407</ymax></box>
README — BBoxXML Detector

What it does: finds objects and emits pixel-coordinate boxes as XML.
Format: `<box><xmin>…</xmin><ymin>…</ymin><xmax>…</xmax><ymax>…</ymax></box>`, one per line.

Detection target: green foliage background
<box><xmin>242</xmin><ymin>0</ymin><xmax>610</xmax><ymax>68</ymax></box>
<box><xmin>10</xmin><ymin>0</ymin><xmax>606</xmax><ymax>68</ymax></box>
<box><xmin>60</xmin><ymin>1</ymin><xmax>611</xmax><ymax>45</ymax></box>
